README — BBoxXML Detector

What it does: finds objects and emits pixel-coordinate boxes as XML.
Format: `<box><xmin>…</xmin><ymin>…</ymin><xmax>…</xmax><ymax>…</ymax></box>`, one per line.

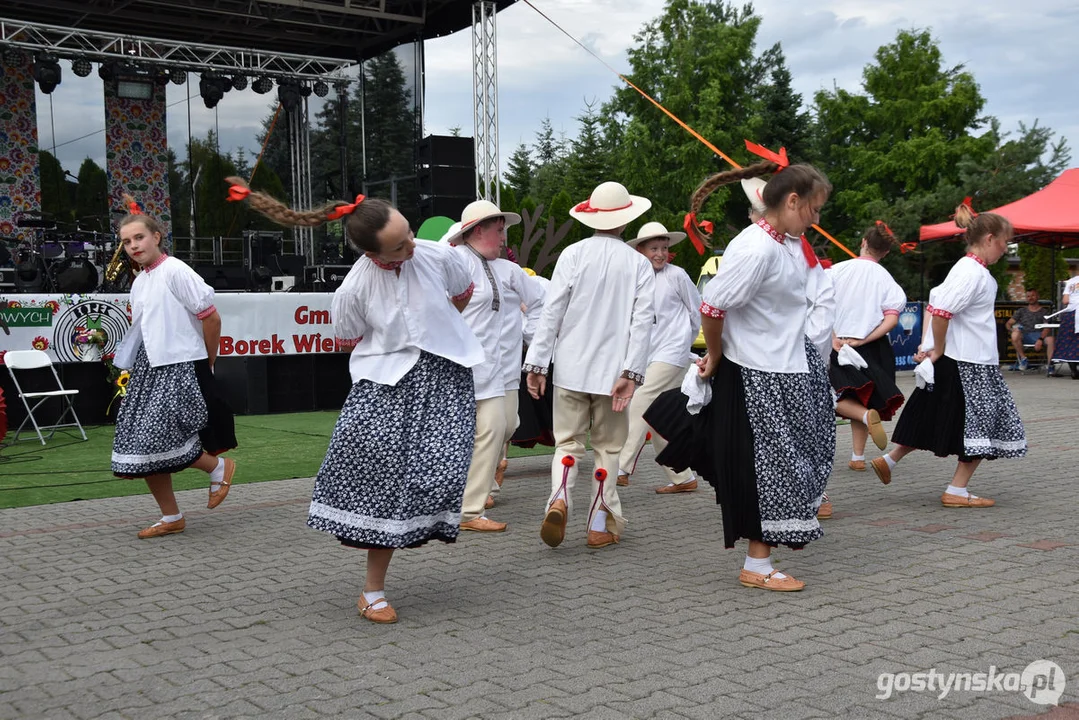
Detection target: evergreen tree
<box><xmin>749</xmin><ymin>44</ymin><xmax>811</xmax><ymax>162</ymax></box>
<box><xmin>74</xmin><ymin>158</ymin><xmax>109</xmax><ymax>231</ymax></box>
<box><xmin>38</xmin><ymin>151</ymin><xmax>75</xmax><ymax>225</ymax></box>
<box><xmin>504</xmin><ymin>142</ymin><xmax>534</xmax><ymax>200</ymax></box>
<box><xmin>362</xmin><ymin>52</ymin><xmax>419</xmax><ymax>223</ymax></box>
<box><xmin>534</xmin><ymin>117</ymin><xmax>558</xmax><ymax>165</ymax></box>
<box><xmin>566</xmin><ymin>100</ymin><xmax>611</xmax><ymax>202</ymax></box>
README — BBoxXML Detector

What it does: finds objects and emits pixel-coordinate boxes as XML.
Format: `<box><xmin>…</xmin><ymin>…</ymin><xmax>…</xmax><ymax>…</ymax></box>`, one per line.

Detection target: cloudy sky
<box><xmin>36</xmin><ymin>0</ymin><xmax>1078</xmax><ymax>186</ymax></box>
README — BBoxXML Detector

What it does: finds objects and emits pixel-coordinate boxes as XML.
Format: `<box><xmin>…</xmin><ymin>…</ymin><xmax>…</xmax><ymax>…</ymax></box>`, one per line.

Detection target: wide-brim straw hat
<box><xmin>741</xmin><ymin>177</ymin><xmax>767</xmax><ymax>214</ymax></box>
<box><xmin>569</xmin><ymin>181</ymin><xmax>651</xmax><ymax>230</ymax></box>
<box><xmin>626</xmin><ymin>221</ymin><xmax>686</xmax><ymax>249</ymax></box>
<box><xmin>438</xmin><ymin>221</ymin><xmax>462</xmax><ymax>244</ymax></box>
<box><xmin>441</xmin><ymin>200</ymin><xmax>521</xmax><ymax>245</ymax></box>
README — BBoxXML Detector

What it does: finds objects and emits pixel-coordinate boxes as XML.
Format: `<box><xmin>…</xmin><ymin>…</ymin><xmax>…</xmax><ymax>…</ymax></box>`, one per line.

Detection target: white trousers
<box><xmin>617</xmin><ymin>361</ymin><xmax>695</xmax><ymax>484</ymax></box>
<box><xmin>546</xmin><ymin>386</ymin><xmax>626</xmax><ymax>535</ymax></box>
<box><xmin>461</xmin><ymin>393</ymin><xmax>519</xmax><ymax>522</ymax></box>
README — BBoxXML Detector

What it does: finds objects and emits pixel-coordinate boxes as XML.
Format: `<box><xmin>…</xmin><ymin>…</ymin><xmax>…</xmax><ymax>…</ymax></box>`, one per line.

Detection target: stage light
<box><xmin>313</xmin><ymin>80</ymin><xmax>329</xmax><ymax>98</ymax></box>
<box><xmin>170</xmin><ymin>68</ymin><xmax>187</xmax><ymax>85</ymax></box>
<box><xmin>98</xmin><ymin>62</ymin><xmax>115</xmax><ymax>81</ymax></box>
<box><xmin>277</xmin><ymin>79</ymin><xmax>301</xmax><ymax>112</ymax></box>
<box><xmin>333</xmin><ymin>81</ymin><xmax>349</xmax><ymax>96</ymax></box>
<box><xmin>71</xmin><ymin>57</ymin><xmax>93</xmax><ymax>78</ymax></box>
<box><xmin>33</xmin><ymin>54</ymin><xmax>62</xmax><ymax>94</ymax></box>
<box><xmin>300</xmin><ymin>83</ymin><xmax>313</xmax><ymax>98</ymax></box>
<box><xmin>199</xmin><ymin>72</ymin><xmax>227</xmax><ymax>109</ymax></box>
<box><xmin>252</xmin><ymin>76</ymin><xmax>273</xmax><ymax>95</ymax></box>
<box><xmin>153</xmin><ymin>68</ymin><xmax>170</xmax><ymax>87</ymax></box>
<box><xmin>230</xmin><ymin>74</ymin><xmax>248</xmax><ymax>91</ymax></box>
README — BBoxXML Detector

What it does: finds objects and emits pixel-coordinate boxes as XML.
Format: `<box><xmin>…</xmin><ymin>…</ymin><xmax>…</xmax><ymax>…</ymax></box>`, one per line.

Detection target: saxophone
<box><xmin>105</xmin><ymin>239</ymin><xmax>129</xmax><ymax>283</ymax></box>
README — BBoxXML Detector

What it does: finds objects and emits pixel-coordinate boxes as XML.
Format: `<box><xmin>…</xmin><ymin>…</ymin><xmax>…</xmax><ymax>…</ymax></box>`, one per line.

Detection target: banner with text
<box><xmin>0</xmin><ymin>293</ymin><xmax>343</xmax><ymax>362</ymax></box>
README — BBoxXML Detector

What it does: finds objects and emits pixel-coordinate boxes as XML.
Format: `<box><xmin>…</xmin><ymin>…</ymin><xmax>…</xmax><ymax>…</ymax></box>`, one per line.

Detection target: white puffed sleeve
<box><xmin>805</xmin><ymin>265</ymin><xmax>835</xmax><ymax>361</ymax></box>
<box><xmin>675</xmin><ymin>265</ymin><xmax>702</xmax><ymax>340</ymax></box>
<box><xmin>927</xmin><ymin>261</ymin><xmax>980</xmax><ymax>320</ymax></box>
<box><xmin>440</xmin><ymin>243</ymin><xmax>476</xmax><ymax>302</ymax></box>
<box><xmin>622</xmin><ymin>254</ymin><xmax>656</xmax><ymax>383</ymax></box>
<box><xmin>700</xmin><ymin>235</ymin><xmax>772</xmax><ymax>319</ymax></box>
<box><xmin>165</xmin><ymin>261</ymin><xmax>216</xmax><ymax>319</ymax></box>
<box><xmin>882</xmin><ymin>278</ymin><xmax>907</xmax><ymax>317</ymax></box>
<box><xmin>330</xmin><ymin>287</ymin><xmax>367</xmax><ymax>349</ymax></box>
<box><xmin>523</xmin><ymin>247</ymin><xmax>577</xmax><ymax>374</ymax></box>
<box><xmin>512</xmin><ymin>266</ymin><xmax>546</xmax><ymax>346</ymax></box>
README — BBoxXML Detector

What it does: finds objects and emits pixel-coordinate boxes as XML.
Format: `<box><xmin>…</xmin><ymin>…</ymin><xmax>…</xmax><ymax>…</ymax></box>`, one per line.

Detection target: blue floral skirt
<box><xmin>307</xmin><ymin>352</ymin><xmax>476</xmax><ymax>549</ymax></box>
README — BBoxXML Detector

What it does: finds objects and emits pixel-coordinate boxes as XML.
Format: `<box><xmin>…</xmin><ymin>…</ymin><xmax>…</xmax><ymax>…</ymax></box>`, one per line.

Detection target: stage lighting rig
<box><xmin>300</xmin><ymin>83</ymin><xmax>312</xmax><ymax>98</ymax></box>
<box><xmin>71</xmin><ymin>57</ymin><xmax>93</xmax><ymax>78</ymax></box>
<box><xmin>170</xmin><ymin>69</ymin><xmax>187</xmax><ymax>85</ymax></box>
<box><xmin>277</xmin><ymin>79</ymin><xmax>301</xmax><ymax>112</ymax></box>
<box><xmin>313</xmin><ymin>80</ymin><xmax>330</xmax><ymax>98</ymax></box>
<box><xmin>199</xmin><ymin>72</ymin><xmax>230</xmax><ymax>109</ymax></box>
<box><xmin>252</xmin><ymin>76</ymin><xmax>273</xmax><ymax>95</ymax></box>
<box><xmin>231</xmin><ymin>74</ymin><xmax>248</xmax><ymax>91</ymax></box>
<box><xmin>33</xmin><ymin>54</ymin><xmax>62</xmax><ymax>94</ymax></box>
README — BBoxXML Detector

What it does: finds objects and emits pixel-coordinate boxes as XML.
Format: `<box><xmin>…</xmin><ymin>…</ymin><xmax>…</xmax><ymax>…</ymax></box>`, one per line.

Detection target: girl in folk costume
<box><xmin>828</xmin><ymin>222</ymin><xmax>908</xmax><ymax>471</ymax></box>
<box><xmin>524</xmin><ymin>181</ymin><xmax>655</xmax><ymax>550</ymax></box>
<box><xmin>615</xmin><ymin>222</ymin><xmax>702</xmax><ymax>494</ymax></box>
<box><xmin>870</xmin><ymin>205</ymin><xmax>1026</xmax><ymax>506</ymax></box>
<box><xmin>110</xmin><ymin>197</ymin><xmax>237</xmax><ymax>539</ymax></box>
<box><xmin>441</xmin><ymin>201</ymin><xmax>544</xmax><ymax>533</ymax></box>
<box><xmin>646</xmin><ymin>162</ymin><xmax>836</xmax><ymax>592</ymax></box>
<box><xmin>228</xmin><ymin>178</ymin><xmax>483</xmax><ymax>624</ymax></box>
<box><xmin>1055</xmin><ymin>264</ymin><xmax>1079</xmax><ymax>379</ymax></box>
<box><xmin>741</xmin><ymin>175</ymin><xmax>837</xmax><ymax>519</ymax></box>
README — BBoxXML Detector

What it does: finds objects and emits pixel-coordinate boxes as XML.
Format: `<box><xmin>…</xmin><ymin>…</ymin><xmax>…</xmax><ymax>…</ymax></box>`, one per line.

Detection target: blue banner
<box><xmin>889</xmin><ymin>302</ymin><xmax>924</xmax><ymax>370</ymax></box>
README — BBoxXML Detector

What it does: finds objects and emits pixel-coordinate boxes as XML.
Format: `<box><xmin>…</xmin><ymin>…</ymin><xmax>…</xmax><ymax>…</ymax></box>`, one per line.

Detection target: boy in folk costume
<box><xmin>524</xmin><ymin>182</ymin><xmax>655</xmax><ymax>549</ymax></box>
<box><xmin>616</xmin><ymin>222</ymin><xmax>702</xmax><ymax>494</ymax></box>
<box><xmin>444</xmin><ymin>201</ymin><xmax>545</xmax><ymax>532</ymax></box>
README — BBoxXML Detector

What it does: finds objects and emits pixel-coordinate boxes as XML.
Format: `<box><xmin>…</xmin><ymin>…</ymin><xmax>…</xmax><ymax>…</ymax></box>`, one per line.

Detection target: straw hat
<box><xmin>741</xmin><ymin>177</ymin><xmax>767</xmax><ymax>214</ymax></box>
<box><xmin>438</xmin><ymin>221</ymin><xmax>462</xmax><ymax>245</ymax></box>
<box><xmin>626</xmin><ymin>221</ymin><xmax>686</xmax><ymax>249</ymax></box>
<box><xmin>569</xmin><ymin>181</ymin><xmax>651</xmax><ymax>230</ymax></box>
<box><xmin>440</xmin><ymin>200</ymin><xmax>521</xmax><ymax>245</ymax></box>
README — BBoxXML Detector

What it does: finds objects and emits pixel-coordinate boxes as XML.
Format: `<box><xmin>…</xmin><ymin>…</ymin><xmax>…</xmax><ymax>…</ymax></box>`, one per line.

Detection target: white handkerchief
<box><xmin>837</xmin><ymin>344</ymin><xmax>868</xmax><ymax>369</ymax></box>
<box><xmin>112</xmin><ymin>324</ymin><xmax>142</xmax><ymax>370</ymax></box>
<box><xmin>681</xmin><ymin>364</ymin><xmax>712</xmax><ymax>415</ymax></box>
<box><xmin>914</xmin><ymin>357</ymin><xmax>935</xmax><ymax>389</ymax></box>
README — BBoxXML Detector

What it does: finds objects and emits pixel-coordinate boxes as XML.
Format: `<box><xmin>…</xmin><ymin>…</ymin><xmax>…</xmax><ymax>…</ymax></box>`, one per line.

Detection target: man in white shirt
<box><xmin>524</xmin><ymin>181</ymin><xmax>655</xmax><ymax>549</ymax></box>
<box><xmin>445</xmin><ymin>201</ymin><xmax>544</xmax><ymax>533</ymax></box>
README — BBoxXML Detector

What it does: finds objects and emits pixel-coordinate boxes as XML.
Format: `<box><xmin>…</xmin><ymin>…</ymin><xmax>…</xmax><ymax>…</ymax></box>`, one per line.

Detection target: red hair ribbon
<box><xmin>959</xmin><ymin>196</ymin><xmax>978</xmax><ymax>217</ymax></box>
<box><xmin>226</xmin><ymin>185</ymin><xmax>251</xmax><ymax>203</ymax></box>
<box><xmin>899</xmin><ymin>242</ymin><xmax>918</xmax><ymax>254</ymax></box>
<box><xmin>744</xmin><ymin>140</ymin><xmax>789</xmax><ymax>169</ymax></box>
<box><xmin>573</xmin><ymin>199</ymin><xmax>632</xmax><ymax>213</ymax></box>
<box><xmin>875</xmin><ymin>220</ymin><xmax>896</xmax><ymax>240</ymax></box>
<box><xmin>326</xmin><ymin>194</ymin><xmax>366</xmax><ymax>221</ymax></box>
<box><xmin>682</xmin><ymin>212</ymin><xmax>711</xmax><ymax>256</ymax></box>
<box><xmin>127</xmin><ymin>201</ymin><xmax>142</xmax><ymax>216</ymax></box>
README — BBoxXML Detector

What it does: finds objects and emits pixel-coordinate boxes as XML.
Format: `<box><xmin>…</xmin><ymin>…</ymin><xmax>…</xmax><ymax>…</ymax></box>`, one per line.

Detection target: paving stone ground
<box><xmin>1</xmin><ymin>371</ymin><xmax>1077</xmax><ymax>719</ymax></box>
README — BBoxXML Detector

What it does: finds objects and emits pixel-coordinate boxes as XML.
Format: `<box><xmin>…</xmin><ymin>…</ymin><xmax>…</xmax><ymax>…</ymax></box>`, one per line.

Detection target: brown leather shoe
<box><xmin>137</xmin><ymin>517</ymin><xmax>186</xmax><ymax>539</ymax></box>
<box><xmin>817</xmin><ymin>499</ymin><xmax>833</xmax><ymax>519</ymax></box>
<box><xmin>207</xmin><ymin>457</ymin><xmax>236</xmax><ymax>509</ymax></box>
<box><xmin>459</xmin><ymin>516</ymin><xmax>507</xmax><ymax>532</ymax></box>
<box><xmin>848</xmin><ymin>459</ymin><xmax>866</xmax><ymax>471</ymax></box>
<box><xmin>358</xmin><ymin>595</ymin><xmax>398</xmax><ymax>624</ymax></box>
<box><xmin>485</xmin><ymin>495</ymin><xmax>495</xmax><ymax>510</ymax></box>
<box><xmin>586</xmin><ymin>530</ymin><xmax>619</xmax><ymax>548</ymax></box>
<box><xmin>941</xmin><ymin>492</ymin><xmax>995</xmax><ymax>508</ymax></box>
<box><xmin>866</xmin><ymin>409</ymin><xmax>887</xmax><ymax>450</ymax></box>
<box><xmin>494</xmin><ymin>458</ymin><xmax>508</xmax><ymax>488</ymax></box>
<box><xmin>870</xmin><ymin>456</ymin><xmax>892</xmax><ymax>485</ymax></box>
<box><xmin>616</xmin><ymin>474</ymin><xmax>629</xmax><ymax>487</ymax></box>
<box><xmin>655</xmin><ymin>479</ymin><xmax>698</xmax><ymax>494</ymax></box>
<box><xmin>540</xmin><ymin>499</ymin><xmax>567</xmax><ymax>547</ymax></box>
<box><xmin>738</xmin><ymin>569</ymin><xmax>805</xmax><ymax>592</ymax></box>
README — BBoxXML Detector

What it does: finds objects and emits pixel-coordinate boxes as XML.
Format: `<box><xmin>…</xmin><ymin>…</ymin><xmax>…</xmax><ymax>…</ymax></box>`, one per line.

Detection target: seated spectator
<box><xmin>1006</xmin><ymin>289</ymin><xmax>1054</xmax><ymax>371</ymax></box>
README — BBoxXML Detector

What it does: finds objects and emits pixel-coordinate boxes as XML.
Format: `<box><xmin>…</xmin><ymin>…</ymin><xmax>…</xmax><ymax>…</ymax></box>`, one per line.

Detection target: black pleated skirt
<box><xmin>891</xmin><ymin>355</ymin><xmax>966</xmax><ymax>459</ymax></box>
<box><xmin>828</xmin><ymin>336</ymin><xmax>904</xmax><ymax>420</ymax></box>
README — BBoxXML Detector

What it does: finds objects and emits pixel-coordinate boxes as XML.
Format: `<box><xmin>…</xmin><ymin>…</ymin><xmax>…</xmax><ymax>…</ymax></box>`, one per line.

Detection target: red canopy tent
<box><xmin>919</xmin><ymin>168</ymin><xmax>1079</xmax><ymax>246</ymax></box>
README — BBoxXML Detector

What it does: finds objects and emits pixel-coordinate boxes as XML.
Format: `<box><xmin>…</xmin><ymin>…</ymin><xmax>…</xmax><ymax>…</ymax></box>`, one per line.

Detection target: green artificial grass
<box><xmin>0</xmin><ymin>411</ymin><xmax>553</xmax><ymax>509</ymax></box>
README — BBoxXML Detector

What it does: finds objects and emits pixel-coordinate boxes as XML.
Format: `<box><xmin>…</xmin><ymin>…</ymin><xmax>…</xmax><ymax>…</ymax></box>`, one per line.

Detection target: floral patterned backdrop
<box><xmin>104</xmin><ymin>81</ymin><xmax>171</xmax><ymax>240</ymax></box>
<box><xmin>0</xmin><ymin>54</ymin><xmax>42</xmax><ymax>241</ymax></box>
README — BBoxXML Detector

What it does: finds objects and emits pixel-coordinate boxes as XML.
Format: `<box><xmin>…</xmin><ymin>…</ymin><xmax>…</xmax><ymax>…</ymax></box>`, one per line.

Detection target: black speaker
<box><xmin>195</xmin><ymin>264</ymin><xmax>249</xmax><ymax>291</ymax></box>
<box><xmin>214</xmin><ymin>356</ymin><xmax>268</xmax><ymax>414</ymax></box>
<box><xmin>244</xmin><ymin>230</ymin><xmax>283</xmax><ymax>270</ymax></box>
<box><xmin>418</xmin><ymin>195</ymin><xmax>472</xmax><ymax>220</ymax></box>
<box><xmin>418</xmin><ymin>135</ymin><xmax>475</xmax><ymax>167</ymax></box>
<box><xmin>418</xmin><ymin>165</ymin><xmax>475</xmax><ymax>197</ymax></box>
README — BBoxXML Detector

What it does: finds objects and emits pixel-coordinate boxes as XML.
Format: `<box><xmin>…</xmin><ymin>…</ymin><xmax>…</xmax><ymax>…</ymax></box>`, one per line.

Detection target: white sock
<box><xmin>210</xmin><ymin>457</ymin><xmax>225</xmax><ymax>486</ymax></box>
<box><xmin>362</xmin><ymin>590</ymin><xmax>387</xmax><ymax>610</ymax></box>
<box><xmin>945</xmin><ymin>485</ymin><xmax>970</xmax><ymax>498</ymax></box>
<box><xmin>589</xmin><ymin>509</ymin><xmax>608</xmax><ymax>532</ymax></box>
<box><xmin>743</xmin><ymin>555</ymin><xmax>787</xmax><ymax>579</ymax></box>
<box><xmin>861</xmin><ymin>410</ymin><xmax>870</xmax><ymax>425</ymax></box>
<box><xmin>160</xmin><ymin>513</ymin><xmax>183</xmax><ymax>524</ymax></box>
<box><xmin>884</xmin><ymin>454</ymin><xmax>898</xmax><ymax>469</ymax></box>
<box><xmin>618</xmin><ymin>469</ymin><xmax>631</xmax><ymax>477</ymax></box>
<box><xmin>851</xmin><ymin>453</ymin><xmax>865</xmax><ymax>462</ymax></box>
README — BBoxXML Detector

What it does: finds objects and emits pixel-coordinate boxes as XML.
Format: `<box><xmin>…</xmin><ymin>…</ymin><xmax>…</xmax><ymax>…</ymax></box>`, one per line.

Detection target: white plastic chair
<box><xmin>4</xmin><ymin>349</ymin><xmax>87</xmax><ymax>445</ymax></box>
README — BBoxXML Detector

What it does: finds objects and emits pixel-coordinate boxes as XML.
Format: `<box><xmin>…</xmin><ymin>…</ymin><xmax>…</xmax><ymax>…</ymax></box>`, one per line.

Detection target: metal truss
<box><xmin>0</xmin><ymin>17</ymin><xmax>355</xmax><ymax>82</ymax></box>
<box><xmin>471</xmin><ymin>0</ymin><xmax>499</xmax><ymax>205</ymax></box>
